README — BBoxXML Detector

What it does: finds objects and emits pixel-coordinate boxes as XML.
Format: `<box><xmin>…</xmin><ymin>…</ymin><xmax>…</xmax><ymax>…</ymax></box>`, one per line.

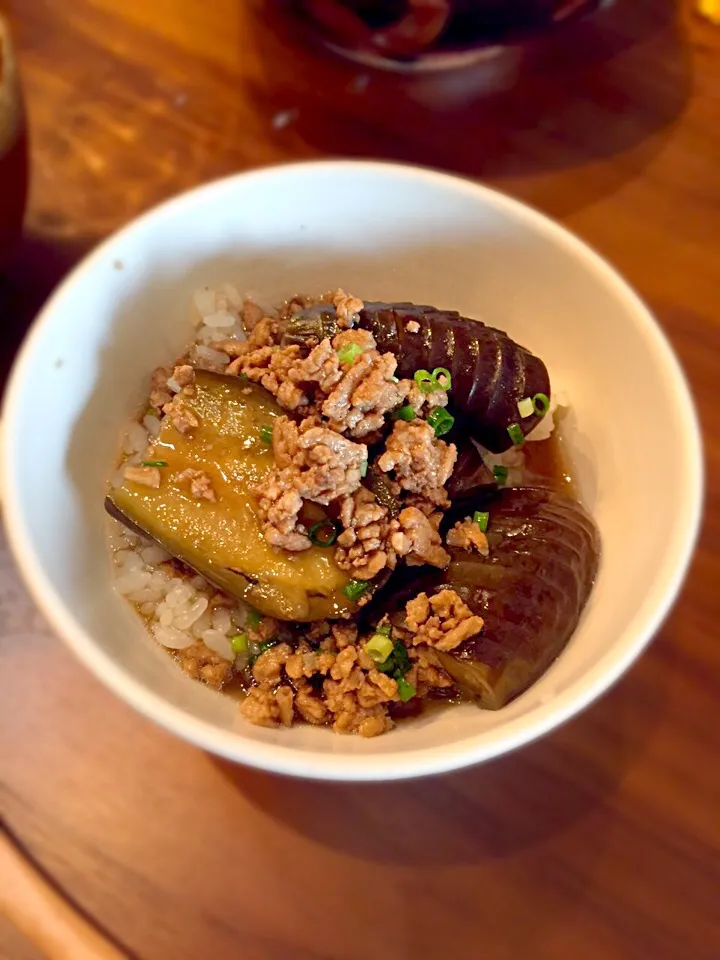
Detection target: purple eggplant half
<box><xmin>282</xmin><ymin>301</ymin><xmax>550</xmax><ymax>453</ymax></box>
<box><xmin>377</xmin><ymin>487</ymin><xmax>600</xmax><ymax>709</ymax></box>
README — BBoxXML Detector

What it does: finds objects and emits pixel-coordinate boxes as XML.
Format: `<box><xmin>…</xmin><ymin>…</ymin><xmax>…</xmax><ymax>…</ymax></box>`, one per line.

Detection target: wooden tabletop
<box><xmin>1</xmin><ymin>1</ymin><xmax>720</xmax><ymax>958</ymax></box>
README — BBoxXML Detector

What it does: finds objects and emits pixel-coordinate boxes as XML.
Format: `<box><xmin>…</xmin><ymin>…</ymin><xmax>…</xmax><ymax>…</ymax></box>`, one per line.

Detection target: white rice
<box><xmin>110</xmin><ymin>518</ymin><xmax>248</xmax><ymax>665</ymax></box>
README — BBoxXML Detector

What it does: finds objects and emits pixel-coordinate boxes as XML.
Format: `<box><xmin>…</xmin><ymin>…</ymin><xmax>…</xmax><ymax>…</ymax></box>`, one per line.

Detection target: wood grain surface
<box><xmin>1</xmin><ymin>1</ymin><xmax>719</xmax><ymax>958</ymax></box>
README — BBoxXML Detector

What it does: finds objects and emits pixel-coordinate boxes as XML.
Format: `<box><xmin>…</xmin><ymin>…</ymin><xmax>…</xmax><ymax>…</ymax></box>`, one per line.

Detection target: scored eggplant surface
<box><xmin>378</xmin><ymin>487</ymin><xmax>600</xmax><ymax>709</ymax></box>
<box><xmin>283</xmin><ymin>301</ymin><xmax>550</xmax><ymax>453</ymax></box>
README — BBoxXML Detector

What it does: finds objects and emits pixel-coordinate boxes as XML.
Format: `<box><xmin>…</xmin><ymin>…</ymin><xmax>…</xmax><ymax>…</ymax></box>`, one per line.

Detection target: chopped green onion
<box><xmin>237</xmin><ymin>372</ymin><xmax>248</xmax><ymax>380</ymax></box>
<box><xmin>493</xmin><ymin>465</ymin><xmax>509</xmax><ymax>484</ymax></box>
<box><xmin>258</xmin><ymin>639</ymin><xmax>278</xmax><ymax>654</ymax></box>
<box><xmin>337</xmin><ymin>342</ymin><xmax>364</xmax><ymax>365</ymax></box>
<box><xmin>360</xmin><ymin>459</ymin><xmax>368</xmax><ymax>478</ymax></box>
<box><xmin>260</xmin><ymin>425</ymin><xmax>273</xmax><ymax>445</ymax></box>
<box><xmin>364</xmin><ymin>634</ymin><xmax>394</xmax><ymax>663</ymax></box>
<box><xmin>308</xmin><ymin>520</ymin><xmax>338</xmax><ymax>547</ymax></box>
<box><xmin>376</xmin><ymin>622</ymin><xmax>392</xmax><ymax>638</ymax></box>
<box><xmin>145</xmin><ymin>406</ymin><xmax>155</xmax><ymax>417</ymax></box>
<box><xmin>517</xmin><ymin>397</ymin><xmax>534</xmax><ymax>419</ymax></box>
<box><xmin>246</xmin><ymin>609</ymin><xmax>262</xmax><ymax>629</ymax></box>
<box><xmin>473</xmin><ymin>510</ymin><xmax>489</xmax><ymax>532</ymax></box>
<box><xmin>533</xmin><ymin>392</ymin><xmax>550</xmax><ymax>416</ymax></box>
<box><xmin>390</xmin><ymin>375</ymin><xmax>399</xmax><ymax>383</ymax></box>
<box><xmin>396</xmin><ymin>677</ymin><xmax>416</xmax><ymax>702</ymax></box>
<box><xmin>394</xmin><ymin>404</ymin><xmax>416</xmax><ymax>422</ymax></box>
<box><xmin>343</xmin><ymin>579</ymin><xmax>369</xmax><ymax>602</ymax></box>
<box><xmin>231</xmin><ymin>633</ymin><xmax>249</xmax><ymax>654</ymax></box>
<box><xmin>414</xmin><ymin>369</ymin><xmax>436</xmax><ymax>394</ymax></box>
<box><xmin>427</xmin><ymin>408</ymin><xmax>455</xmax><ymax>437</ymax></box>
<box><xmin>377</xmin><ymin>641</ymin><xmax>411</xmax><ymax>677</ymax></box>
<box><xmin>432</xmin><ymin>367</ymin><xmax>452</xmax><ymax>391</ymax></box>
<box><xmin>507</xmin><ymin>423</ymin><xmax>525</xmax><ymax>446</ymax></box>
<box><xmin>141</xmin><ymin>460</ymin><xmax>168</xmax><ymax>468</ymax></box>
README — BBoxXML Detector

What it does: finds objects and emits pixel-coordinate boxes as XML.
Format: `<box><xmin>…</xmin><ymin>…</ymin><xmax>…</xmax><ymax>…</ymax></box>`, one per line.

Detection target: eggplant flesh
<box><xmin>379</xmin><ymin>487</ymin><xmax>600</xmax><ymax>709</ymax></box>
<box><xmin>283</xmin><ymin>301</ymin><xmax>550</xmax><ymax>453</ymax></box>
<box><xmin>107</xmin><ymin>371</ymin><xmax>356</xmax><ymax>622</ymax></box>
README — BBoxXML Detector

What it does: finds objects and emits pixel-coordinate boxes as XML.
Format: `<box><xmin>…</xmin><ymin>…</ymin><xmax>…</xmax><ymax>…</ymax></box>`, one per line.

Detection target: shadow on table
<box><xmin>245</xmin><ymin>0</ymin><xmax>690</xmax><ymax>216</ymax></box>
<box><xmin>216</xmin><ymin>651</ymin><xmax>668</xmax><ymax>868</ymax></box>
<box><xmin>0</xmin><ymin>232</ymin><xmax>96</xmax><ymax>389</ymax></box>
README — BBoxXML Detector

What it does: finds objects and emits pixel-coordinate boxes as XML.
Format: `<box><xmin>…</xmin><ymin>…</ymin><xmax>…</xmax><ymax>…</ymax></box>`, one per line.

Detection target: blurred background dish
<box><xmin>272</xmin><ymin>0</ymin><xmax>610</xmax><ymax>70</ymax></box>
<box><xmin>0</xmin><ymin>15</ymin><xmax>28</xmax><ymax>269</ymax></box>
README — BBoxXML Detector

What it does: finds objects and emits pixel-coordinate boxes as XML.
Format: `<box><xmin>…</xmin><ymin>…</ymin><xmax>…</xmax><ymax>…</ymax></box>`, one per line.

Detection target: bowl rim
<box><xmin>1</xmin><ymin>160</ymin><xmax>704</xmax><ymax>781</ymax></box>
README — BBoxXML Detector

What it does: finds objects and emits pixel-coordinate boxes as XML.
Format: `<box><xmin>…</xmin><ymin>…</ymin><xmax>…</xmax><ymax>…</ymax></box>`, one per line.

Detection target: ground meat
<box><xmin>333</xmin><ymin>288</ymin><xmax>364</xmax><ymax>327</ymax></box>
<box><xmin>226</xmin><ymin>343</ymin><xmax>310</xmax><ymax>411</ymax></box>
<box><xmin>406</xmin><ymin>382</ymin><xmax>448</xmax><ymax>417</ymax></box>
<box><xmin>391</xmin><ymin>507</ymin><xmax>450</xmax><ymax>569</ymax></box>
<box><xmin>322</xmin><ymin>335</ymin><xmax>410</xmax><ymax>438</ymax></box>
<box><xmin>405</xmin><ymin>319</ymin><xmax>420</xmax><ymax>334</ymax></box>
<box><xmin>175</xmin><ymin>468</ymin><xmax>216</xmax><ymax>502</ymax></box>
<box><xmin>124</xmin><ymin>465</ymin><xmax>161</xmax><ymax>488</ymax></box>
<box><xmin>335</xmin><ymin>488</ymin><xmax>393</xmax><ymax>579</ymax></box>
<box><xmin>179</xmin><ymin>641</ymin><xmax>234</xmax><ymax>687</ymax></box>
<box><xmin>149</xmin><ymin>367</ymin><xmax>173</xmax><ymax>412</ymax></box>
<box><xmin>172</xmin><ymin>364</ymin><xmax>195</xmax><ymax>389</ymax></box>
<box><xmin>295</xmin><ymin>683</ymin><xmax>329</xmax><ymax>724</ymax></box>
<box><xmin>407</xmin><ymin>645</ymin><xmax>454</xmax><ymax>696</ymax></box>
<box><xmin>254</xmin><ymin>418</ymin><xmax>367</xmax><ymax>552</ymax></box>
<box><xmin>288</xmin><ymin>338</ymin><xmax>343</xmax><ymax>392</ymax></box>
<box><xmin>446</xmin><ymin>518</ymin><xmax>489</xmax><ymax>556</ymax></box>
<box><xmin>331</xmin><ymin>622</ymin><xmax>358</xmax><ymax>649</ymax></box>
<box><xmin>377</xmin><ymin>420</ymin><xmax>457</xmax><ymax>506</ymax></box>
<box><xmin>405</xmin><ymin>589</ymin><xmax>484</xmax><ymax>652</ymax></box>
<box><xmin>162</xmin><ymin>396</ymin><xmax>199</xmax><ymax>435</ymax></box>
<box><xmin>242</xmin><ymin>299</ymin><xmax>264</xmax><ymax>330</ymax></box>
<box><xmin>285</xmin><ymin>643</ymin><xmax>336</xmax><ymax>680</ymax></box>
<box><xmin>252</xmin><ymin>642</ymin><xmax>293</xmax><ymax>686</ymax></box>
<box><xmin>322</xmin><ymin>677</ymin><xmax>393</xmax><ymax>737</ymax></box>
<box><xmin>240</xmin><ymin>685</ymin><xmax>295</xmax><ymax>727</ymax></box>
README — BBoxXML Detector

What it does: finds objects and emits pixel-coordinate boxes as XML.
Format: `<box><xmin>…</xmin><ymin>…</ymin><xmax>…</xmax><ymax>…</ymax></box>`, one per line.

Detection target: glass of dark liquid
<box><xmin>0</xmin><ymin>16</ymin><xmax>28</xmax><ymax>268</ymax></box>
<box><xmin>283</xmin><ymin>0</ymin><xmax>608</xmax><ymax>70</ymax></box>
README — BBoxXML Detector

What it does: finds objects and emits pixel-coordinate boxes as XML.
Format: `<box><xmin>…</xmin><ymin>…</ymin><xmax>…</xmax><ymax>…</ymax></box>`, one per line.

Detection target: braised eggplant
<box><xmin>283</xmin><ymin>301</ymin><xmax>550</xmax><ymax>452</ymax></box>
<box><xmin>379</xmin><ymin>487</ymin><xmax>599</xmax><ymax>708</ymax></box>
<box><xmin>445</xmin><ymin>436</ymin><xmax>497</xmax><ymax>504</ymax></box>
<box><xmin>107</xmin><ymin>371</ymin><xmax>356</xmax><ymax>622</ymax></box>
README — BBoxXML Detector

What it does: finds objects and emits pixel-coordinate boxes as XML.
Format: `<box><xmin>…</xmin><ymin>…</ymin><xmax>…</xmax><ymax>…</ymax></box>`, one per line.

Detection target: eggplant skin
<box><xmin>445</xmin><ymin>436</ymin><xmax>496</xmax><ymax>505</ymax></box>
<box><xmin>379</xmin><ymin>487</ymin><xmax>600</xmax><ymax>709</ymax></box>
<box><xmin>358</xmin><ymin>302</ymin><xmax>550</xmax><ymax>453</ymax></box>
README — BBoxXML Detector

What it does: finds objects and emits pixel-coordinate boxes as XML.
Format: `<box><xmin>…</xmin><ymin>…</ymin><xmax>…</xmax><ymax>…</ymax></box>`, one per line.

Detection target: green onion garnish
<box><xmin>427</xmin><ymin>408</ymin><xmax>455</xmax><ymax>437</ymax></box>
<box><xmin>473</xmin><ymin>510</ymin><xmax>489</xmax><ymax>532</ymax></box>
<box><xmin>432</xmin><ymin>367</ymin><xmax>452</xmax><ymax>391</ymax></box>
<box><xmin>258</xmin><ymin>639</ymin><xmax>279</xmax><ymax>653</ymax></box>
<box><xmin>231</xmin><ymin>633</ymin><xmax>249</xmax><ymax>654</ymax></box>
<box><xmin>308</xmin><ymin>520</ymin><xmax>338</xmax><ymax>547</ymax></box>
<box><xmin>337</xmin><ymin>342</ymin><xmax>364</xmax><ymax>365</ymax></box>
<box><xmin>364</xmin><ymin>634</ymin><xmax>394</xmax><ymax>664</ymax></box>
<box><xmin>533</xmin><ymin>392</ymin><xmax>550</xmax><ymax>416</ymax></box>
<box><xmin>517</xmin><ymin>397</ymin><xmax>534</xmax><ymax>419</ymax></box>
<box><xmin>377</xmin><ymin>641</ymin><xmax>411</xmax><ymax>677</ymax></box>
<box><xmin>394</xmin><ymin>404</ymin><xmax>416</xmax><ymax>422</ymax></box>
<box><xmin>360</xmin><ymin>459</ymin><xmax>368</xmax><ymax>478</ymax></box>
<box><xmin>145</xmin><ymin>406</ymin><xmax>155</xmax><ymax>417</ymax></box>
<box><xmin>507</xmin><ymin>423</ymin><xmax>525</xmax><ymax>445</ymax></box>
<box><xmin>246</xmin><ymin>610</ymin><xmax>262</xmax><ymax>629</ymax></box>
<box><xmin>141</xmin><ymin>460</ymin><xmax>168</xmax><ymax>468</ymax></box>
<box><xmin>396</xmin><ymin>677</ymin><xmax>416</xmax><ymax>702</ymax></box>
<box><xmin>343</xmin><ymin>579</ymin><xmax>370</xmax><ymax>602</ymax></box>
<box><xmin>376</xmin><ymin>623</ymin><xmax>392</xmax><ymax>638</ymax></box>
<box><xmin>493</xmin><ymin>465</ymin><xmax>509</xmax><ymax>484</ymax></box>
<box><xmin>414</xmin><ymin>369</ymin><xmax>436</xmax><ymax>394</ymax></box>
<box><xmin>260</xmin><ymin>425</ymin><xmax>273</xmax><ymax>445</ymax></box>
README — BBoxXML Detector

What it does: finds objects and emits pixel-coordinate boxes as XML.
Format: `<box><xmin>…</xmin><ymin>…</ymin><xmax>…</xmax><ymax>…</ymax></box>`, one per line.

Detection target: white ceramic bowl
<box><xmin>1</xmin><ymin>162</ymin><xmax>702</xmax><ymax>780</ymax></box>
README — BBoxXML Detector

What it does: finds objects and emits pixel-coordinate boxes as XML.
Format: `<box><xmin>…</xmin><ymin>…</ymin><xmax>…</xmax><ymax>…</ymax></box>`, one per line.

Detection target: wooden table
<box><xmin>1</xmin><ymin>1</ymin><xmax>719</xmax><ymax>958</ymax></box>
